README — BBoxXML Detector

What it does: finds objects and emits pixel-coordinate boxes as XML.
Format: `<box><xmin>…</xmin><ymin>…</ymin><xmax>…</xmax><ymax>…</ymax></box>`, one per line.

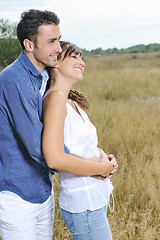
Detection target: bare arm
<box><xmin>42</xmin><ymin>91</ymin><xmax>114</xmax><ymax>176</ymax></box>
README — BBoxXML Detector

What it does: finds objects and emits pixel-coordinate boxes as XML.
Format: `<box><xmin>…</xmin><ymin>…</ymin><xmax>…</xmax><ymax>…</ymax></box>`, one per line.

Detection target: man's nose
<box><xmin>55</xmin><ymin>41</ymin><xmax>62</xmax><ymax>53</ymax></box>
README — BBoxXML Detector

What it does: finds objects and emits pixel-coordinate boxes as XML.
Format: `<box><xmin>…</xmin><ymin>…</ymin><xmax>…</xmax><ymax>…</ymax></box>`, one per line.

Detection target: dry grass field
<box><xmin>0</xmin><ymin>52</ymin><xmax>159</xmax><ymax>240</ymax></box>
<box><xmin>52</xmin><ymin>52</ymin><xmax>160</xmax><ymax>239</ymax></box>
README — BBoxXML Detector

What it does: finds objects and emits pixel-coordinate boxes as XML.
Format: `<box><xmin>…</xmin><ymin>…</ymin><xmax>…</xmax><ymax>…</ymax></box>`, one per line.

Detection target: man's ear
<box><xmin>23</xmin><ymin>39</ymin><xmax>34</xmax><ymax>52</ymax></box>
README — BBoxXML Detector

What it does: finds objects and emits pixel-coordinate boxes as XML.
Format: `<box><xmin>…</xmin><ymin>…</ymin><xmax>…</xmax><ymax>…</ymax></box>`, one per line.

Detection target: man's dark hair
<box><xmin>17</xmin><ymin>9</ymin><xmax>60</xmax><ymax>50</ymax></box>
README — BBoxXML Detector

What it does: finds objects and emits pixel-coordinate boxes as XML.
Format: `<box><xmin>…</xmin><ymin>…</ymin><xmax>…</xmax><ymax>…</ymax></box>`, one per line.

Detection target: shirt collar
<box><xmin>18</xmin><ymin>52</ymin><xmax>42</xmax><ymax>78</ymax></box>
<box><xmin>41</xmin><ymin>68</ymin><xmax>49</xmax><ymax>81</ymax></box>
<box><xmin>39</xmin><ymin>69</ymin><xmax>49</xmax><ymax>96</ymax></box>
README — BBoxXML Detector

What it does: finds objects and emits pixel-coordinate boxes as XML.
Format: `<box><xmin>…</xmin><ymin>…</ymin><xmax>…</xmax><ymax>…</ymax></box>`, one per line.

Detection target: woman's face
<box><xmin>57</xmin><ymin>51</ymin><xmax>85</xmax><ymax>82</ymax></box>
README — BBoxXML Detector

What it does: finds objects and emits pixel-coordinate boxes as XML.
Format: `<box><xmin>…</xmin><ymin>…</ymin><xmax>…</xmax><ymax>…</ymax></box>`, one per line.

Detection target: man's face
<box><xmin>32</xmin><ymin>24</ymin><xmax>62</xmax><ymax>72</ymax></box>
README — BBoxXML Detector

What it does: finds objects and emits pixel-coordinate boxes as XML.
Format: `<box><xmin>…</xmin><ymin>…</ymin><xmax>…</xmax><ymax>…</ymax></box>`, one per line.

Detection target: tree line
<box><xmin>0</xmin><ymin>19</ymin><xmax>160</xmax><ymax>67</ymax></box>
<box><xmin>82</xmin><ymin>43</ymin><xmax>160</xmax><ymax>56</ymax></box>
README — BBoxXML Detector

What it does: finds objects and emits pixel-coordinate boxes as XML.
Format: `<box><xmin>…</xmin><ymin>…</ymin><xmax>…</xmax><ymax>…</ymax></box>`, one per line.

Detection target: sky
<box><xmin>0</xmin><ymin>0</ymin><xmax>160</xmax><ymax>50</ymax></box>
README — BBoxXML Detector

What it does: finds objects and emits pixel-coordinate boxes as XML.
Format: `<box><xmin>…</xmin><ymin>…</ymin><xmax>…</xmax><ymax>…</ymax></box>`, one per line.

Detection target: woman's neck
<box><xmin>49</xmin><ymin>79</ymin><xmax>73</xmax><ymax>98</ymax></box>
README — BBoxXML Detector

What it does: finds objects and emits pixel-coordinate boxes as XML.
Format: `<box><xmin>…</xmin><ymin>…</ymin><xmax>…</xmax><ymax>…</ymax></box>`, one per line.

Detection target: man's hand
<box><xmin>90</xmin><ymin>175</ymin><xmax>107</xmax><ymax>180</ymax></box>
<box><xmin>98</xmin><ymin>149</ymin><xmax>118</xmax><ymax>178</ymax></box>
<box><xmin>90</xmin><ymin>148</ymin><xmax>118</xmax><ymax>179</ymax></box>
<box><xmin>108</xmin><ymin>154</ymin><xmax>118</xmax><ymax>179</ymax></box>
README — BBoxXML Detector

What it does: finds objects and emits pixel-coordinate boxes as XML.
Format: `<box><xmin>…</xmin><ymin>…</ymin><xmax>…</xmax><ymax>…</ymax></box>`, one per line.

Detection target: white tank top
<box><xmin>59</xmin><ymin>102</ymin><xmax>114</xmax><ymax>213</ymax></box>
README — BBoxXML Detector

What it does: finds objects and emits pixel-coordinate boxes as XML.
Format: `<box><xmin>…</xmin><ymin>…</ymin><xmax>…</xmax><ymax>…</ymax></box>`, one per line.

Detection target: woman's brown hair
<box><xmin>47</xmin><ymin>41</ymin><xmax>89</xmax><ymax>110</ymax></box>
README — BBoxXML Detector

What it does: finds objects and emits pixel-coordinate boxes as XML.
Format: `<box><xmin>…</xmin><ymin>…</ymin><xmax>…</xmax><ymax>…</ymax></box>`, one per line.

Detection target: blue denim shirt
<box><xmin>0</xmin><ymin>52</ymin><xmax>69</xmax><ymax>203</ymax></box>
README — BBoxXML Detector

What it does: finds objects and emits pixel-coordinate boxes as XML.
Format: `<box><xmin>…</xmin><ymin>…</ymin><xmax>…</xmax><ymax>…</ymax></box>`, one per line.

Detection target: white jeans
<box><xmin>0</xmin><ymin>191</ymin><xmax>55</xmax><ymax>240</ymax></box>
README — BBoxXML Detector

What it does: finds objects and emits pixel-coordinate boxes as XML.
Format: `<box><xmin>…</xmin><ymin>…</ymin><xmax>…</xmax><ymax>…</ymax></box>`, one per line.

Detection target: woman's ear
<box><xmin>23</xmin><ymin>39</ymin><xmax>34</xmax><ymax>52</ymax></box>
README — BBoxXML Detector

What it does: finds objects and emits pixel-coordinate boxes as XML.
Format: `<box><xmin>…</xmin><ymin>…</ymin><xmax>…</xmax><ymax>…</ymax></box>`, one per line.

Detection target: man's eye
<box><xmin>71</xmin><ymin>56</ymin><xmax>76</xmax><ymax>58</ymax></box>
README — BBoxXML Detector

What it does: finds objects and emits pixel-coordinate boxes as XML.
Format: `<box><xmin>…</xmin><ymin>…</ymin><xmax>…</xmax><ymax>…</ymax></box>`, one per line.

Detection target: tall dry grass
<box><xmin>0</xmin><ymin>52</ymin><xmax>159</xmax><ymax>240</ymax></box>
<box><xmin>52</xmin><ymin>52</ymin><xmax>160</xmax><ymax>239</ymax></box>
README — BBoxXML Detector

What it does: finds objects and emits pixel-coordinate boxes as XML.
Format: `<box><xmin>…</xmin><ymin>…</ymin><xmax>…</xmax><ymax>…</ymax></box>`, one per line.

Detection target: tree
<box><xmin>0</xmin><ymin>19</ymin><xmax>21</xmax><ymax>67</ymax></box>
<box><xmin>90</xmin><ymin>47</ymin><xmax>102</xmax><ymax>55</ymax></box>
<box><xmin>0</xmin><ymin>19</ymin><xmax>17</xmax><ymax>38</ymax></box>
<box><xmin>145</xmin><ymin>43</ymin><xmax>160</xmax><ymax>52</ymax></box>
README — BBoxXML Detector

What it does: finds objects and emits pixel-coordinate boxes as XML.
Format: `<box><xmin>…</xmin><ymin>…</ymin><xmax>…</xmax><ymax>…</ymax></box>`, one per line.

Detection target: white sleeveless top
<box><xmin>59</xmin><ymin>102</ymin><xmax>114</xmax><ymax>213</ymax></box>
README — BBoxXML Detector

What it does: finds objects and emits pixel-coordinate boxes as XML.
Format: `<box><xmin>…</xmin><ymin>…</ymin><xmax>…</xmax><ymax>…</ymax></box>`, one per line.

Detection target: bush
<box><xmin>0</xmin><ymin>18</ymin><xmax>21</xmax><ymax>67</ymax></box>
<box><xmin>0</xmin><ymin>38</ymin><xmax>21</xmax><ymax>67</ymax></box>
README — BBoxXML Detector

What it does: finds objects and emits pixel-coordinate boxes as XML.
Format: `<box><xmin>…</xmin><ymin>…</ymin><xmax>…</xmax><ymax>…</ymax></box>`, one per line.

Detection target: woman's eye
<box><xmin>71</xmin><ymin>55</ymin><xmax>76</xmax><ymax>58</ymax></box>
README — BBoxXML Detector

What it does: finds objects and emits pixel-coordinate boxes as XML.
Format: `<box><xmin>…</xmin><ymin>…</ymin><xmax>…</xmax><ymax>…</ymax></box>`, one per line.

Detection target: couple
<box><xmin>0</xmin><ymin>9</ymin><xmax>118</xmax><ymax>240</ymax></box>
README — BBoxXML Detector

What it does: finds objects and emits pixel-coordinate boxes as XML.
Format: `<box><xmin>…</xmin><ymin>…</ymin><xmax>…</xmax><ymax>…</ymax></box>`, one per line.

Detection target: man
<box><xmin>0</xmin><ymin>9</ymin><xmax>118</xmax><ymax>240</ymax></box>
<box><xmin>0</xmin><ymin>9</ymin><xmax>65</xmax><ymax>240</ymax></box>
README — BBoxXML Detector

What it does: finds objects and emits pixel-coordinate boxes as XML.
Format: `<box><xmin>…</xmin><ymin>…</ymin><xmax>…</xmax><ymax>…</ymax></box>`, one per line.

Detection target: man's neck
<box><xmin>23</xmin><ymin>50</ymin><xmax>44</xmax><ymax>73</ymax></box>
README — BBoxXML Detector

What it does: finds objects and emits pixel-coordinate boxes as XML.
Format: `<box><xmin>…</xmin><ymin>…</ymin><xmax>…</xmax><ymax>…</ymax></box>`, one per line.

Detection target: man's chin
<box><xmin>48</xmin><ymin>60</ymin><xmax>57</xmax><ymax>67</ymax></box>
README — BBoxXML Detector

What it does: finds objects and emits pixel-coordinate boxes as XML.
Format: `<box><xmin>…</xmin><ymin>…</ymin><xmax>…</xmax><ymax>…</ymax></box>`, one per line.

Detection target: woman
<box><xmin>42</xmin><ymin>41</ymin><xmax>117</xmax><ymax>239</ymax></box>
